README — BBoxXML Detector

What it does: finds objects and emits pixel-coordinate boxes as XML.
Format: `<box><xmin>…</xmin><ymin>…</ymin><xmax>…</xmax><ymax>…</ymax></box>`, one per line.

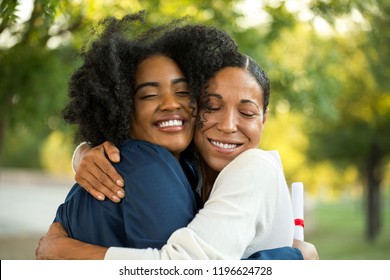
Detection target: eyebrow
<box><xmin>134</xmin><ymin>77</ymin><xmax>188</xmax><ymax>94</ymax></box>
<box><xmin>240</xmin><ymin>99</ymin><xmax>260</xmax><ymax>109</ymax></box>
<box><xmin>207</xmin><ymin>93</ymin><xmax>260</xmax><ymax>109</ymax></box>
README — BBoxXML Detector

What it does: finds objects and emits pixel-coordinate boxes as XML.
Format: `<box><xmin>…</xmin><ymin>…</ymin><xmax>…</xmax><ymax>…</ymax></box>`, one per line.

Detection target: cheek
<box><xmin>244</xmin><ymin>122</ymin><xmax>263</xmax><ymax>146</ymax></box>
<box><xmin>130</xmin><ymin>107</ymin><xmax>152</xmax><ymax>136</ymax></box>
<box><xmin>195</xmin><ymin>111</ymin><xmax>211</xmax><ymax>135</ymax></box>
<box><xmin>193</xmin><ymin>121</ymin><xmax>211</xmax><ymax>154</ymax></box>
<box><xmin>132</xmin><ymin>102</ymin><xmax>142</xmax><ymax>120</ymax></box>
<box><xmin>187</xmin><ymin>114</ymin><xmax>197</xmax><ymax>129</ymax></box>
<box><xmin>194</xmin><ymin>129</ymin><xmax>203</xmax><ymax>148</ymax></box>
<box><xmin>133</xmin><ymin>104</ymin><xmax>152</xmax><ymax>122</ymax></box>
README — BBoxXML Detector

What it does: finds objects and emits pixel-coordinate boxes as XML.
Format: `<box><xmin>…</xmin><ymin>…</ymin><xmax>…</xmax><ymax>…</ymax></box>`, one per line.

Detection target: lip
<box><xmin>208</xmin><ymin>138</ymin><xmax>243</xmax><ymax>153</ymax></box>
<box><xmin>154</xmin><ymin>114</ymin><xmax>188</xmax><ymax>132</ymax></box>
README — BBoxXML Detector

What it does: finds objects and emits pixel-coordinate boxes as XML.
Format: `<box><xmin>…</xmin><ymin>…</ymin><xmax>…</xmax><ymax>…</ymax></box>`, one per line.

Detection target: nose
<box><xmin>217</xmin><ymin>108</ymin><xmax>237</xmax><ymax>133</ymax></box>
<box><xmin>159</xmin><ymin>92</ymin><xmax>181</xmax><ymax>111</ymax></box>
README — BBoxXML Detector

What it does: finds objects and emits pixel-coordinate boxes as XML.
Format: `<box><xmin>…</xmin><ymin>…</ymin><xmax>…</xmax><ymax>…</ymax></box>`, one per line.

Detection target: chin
<box><xmin>210</xmin><ymin>161</ymin><xmax>230</xmax><ymax>173</ymax></box>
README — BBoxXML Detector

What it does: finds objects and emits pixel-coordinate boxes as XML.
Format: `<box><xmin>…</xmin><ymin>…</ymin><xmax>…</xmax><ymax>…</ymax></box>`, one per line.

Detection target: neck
<box><xmin>127</xmin><ymin>135</ymin><xmax>182</xmax><ymax>160</ymax></box>
<box><xmin>173</xmin><ymin>152</ymin><xmax>181</xmax><ymax>160</ymax></box>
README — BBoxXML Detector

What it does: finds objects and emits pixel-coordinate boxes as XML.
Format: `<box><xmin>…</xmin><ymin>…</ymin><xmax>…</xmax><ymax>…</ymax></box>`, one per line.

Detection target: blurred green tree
<box><xmin>279</xmin><ymin>0</ymin><xmax>390</xmax><ymax>240</ymax></box>
<box><xmin>0</xmin><ymin>0</ymin><xmax>83</xmax><ymax>163</ymax></box>
<box><xmin>235</xmin><ymin>0</ymin><xmax>389</xmax><ymax>241</ymax></box>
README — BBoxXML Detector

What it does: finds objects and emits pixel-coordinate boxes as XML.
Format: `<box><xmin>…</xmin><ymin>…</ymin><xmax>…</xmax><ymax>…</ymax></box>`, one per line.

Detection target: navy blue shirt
<box><xmin>55</xmin><ymin>140</ymin><xmax>198</xmax><ymax>249</ymax></box>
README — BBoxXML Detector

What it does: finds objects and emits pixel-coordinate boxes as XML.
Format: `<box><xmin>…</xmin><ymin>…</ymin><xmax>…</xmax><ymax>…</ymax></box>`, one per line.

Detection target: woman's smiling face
<box><xmin>194</xmin><ymin>66</ymin><xmax>267</xmax><ymax>172</ymax></box>
<box><xmin>130</xmin><ymin>55</ymin><xmax>196</xmax><ymax>159</ymax></box>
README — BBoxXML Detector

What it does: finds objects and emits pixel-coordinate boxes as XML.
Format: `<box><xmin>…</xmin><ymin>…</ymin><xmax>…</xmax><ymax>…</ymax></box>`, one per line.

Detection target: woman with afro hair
<box><xmin>36</xmin><ymin>12</ymin><xmax>318</xmax><ymax>260</ymax></box>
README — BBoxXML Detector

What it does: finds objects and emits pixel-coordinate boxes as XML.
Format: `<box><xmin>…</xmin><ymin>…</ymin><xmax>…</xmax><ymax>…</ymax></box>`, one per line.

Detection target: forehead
<box><xmin>135</xmin><ymin>55</ymin><xmax>184</xmax><ymax>82</ymax></box>
<box><xmin>208</xmin><ymin>67</ymin><xmax>263</xmax><ymax>102</ymax></box>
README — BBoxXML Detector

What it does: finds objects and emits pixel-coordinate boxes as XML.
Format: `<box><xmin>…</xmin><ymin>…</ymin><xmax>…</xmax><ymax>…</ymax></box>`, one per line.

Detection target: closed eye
<box><xmin>140</xmin><ymin>93</ymin><xmax>158</xmax><ymax>99</ymax></box>
<box><xmin>241</xmin><ymin>111</ymin><xmax>255</xmax><ymax>117</ymax></box>
<box><xmin>240</xmin><ymin>110</ymin><xmax>262</xmax><ymax>118</ymax></box>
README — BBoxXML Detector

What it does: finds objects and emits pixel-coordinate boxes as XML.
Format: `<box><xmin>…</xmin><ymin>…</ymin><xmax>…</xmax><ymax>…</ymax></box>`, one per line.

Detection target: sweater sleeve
<box><xmin>105</xmin><ymin>149</ymin><xmax>282</xmax><ymax>259</ymax></box>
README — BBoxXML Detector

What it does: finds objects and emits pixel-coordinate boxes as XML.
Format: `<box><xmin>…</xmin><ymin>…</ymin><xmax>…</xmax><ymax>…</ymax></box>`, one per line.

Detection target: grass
<box><xmin>305</xmin><ymin>195</ymin><xmax>390</xmax><ymax>260</ymax></box>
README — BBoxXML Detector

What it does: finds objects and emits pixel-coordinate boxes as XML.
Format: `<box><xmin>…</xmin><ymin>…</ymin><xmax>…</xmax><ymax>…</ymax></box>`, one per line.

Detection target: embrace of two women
<box><xmin>35</xmin><ymin>11</ymin><xmax>318</xmax><ymax>261</ymax></box>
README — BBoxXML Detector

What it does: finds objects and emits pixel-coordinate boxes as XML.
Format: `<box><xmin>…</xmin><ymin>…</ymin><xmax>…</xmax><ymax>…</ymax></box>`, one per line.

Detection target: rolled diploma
<box><xmin>292</xmin><ymin>182</ymin><xmax>304</xmax><ymax>241</ymax></box>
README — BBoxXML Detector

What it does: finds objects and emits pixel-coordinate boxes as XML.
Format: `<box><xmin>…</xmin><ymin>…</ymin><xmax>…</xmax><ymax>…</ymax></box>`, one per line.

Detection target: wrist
<box><xmin>59</xmin><ymin>237</ymin><xmax>107</xmax><ymax>260</ymax></box>
<box><xmin>72</xmin><ymin>142</ymin><xmax>89</xmax><ymax>173</ymax></box>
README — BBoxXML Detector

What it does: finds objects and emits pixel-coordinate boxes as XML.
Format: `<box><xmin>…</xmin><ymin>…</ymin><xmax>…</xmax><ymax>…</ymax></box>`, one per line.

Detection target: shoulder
<box><xmin>212</xmin><ymin>149</ymin><xmax>283</xmax><ymax>196</ymax></box>
<box><xmin>225</xmin><ymin>149</ymin><xmax>282</xmax><ymax>172</ymax></box>
<box><xmin>114</xmin><ymin>139</ymin><xmax>184</xmax><ymax>181</ymax></box>
<box><xmin>117</xmin><ymin>139</ymin><xmax>176</xmax><ymax>163</ymax></box>
<box><xmin>63</xmin><ymin>183</ymin><xmax>84</xmax><ymax>202</ymax></box>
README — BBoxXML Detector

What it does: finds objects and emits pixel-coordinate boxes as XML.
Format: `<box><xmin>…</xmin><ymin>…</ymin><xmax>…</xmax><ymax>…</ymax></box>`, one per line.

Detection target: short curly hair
<box><xmin>63</xmin><ymin>12</ymin><xmax>238</xmax><ymax>147</ymax></box>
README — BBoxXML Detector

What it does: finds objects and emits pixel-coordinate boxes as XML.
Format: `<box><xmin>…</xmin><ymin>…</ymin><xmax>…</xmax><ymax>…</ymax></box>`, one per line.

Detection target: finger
<box><xmin>95</xmin><ymin>152</ymin><xmax>125</xmax><ymax>189</ymax></box>
<box><xmin>85</xmin><ymin>144</ymin><xmax>124</xmax><ymax>188</ymax></box>
<box><xmin>75</xmin><ymin>168</ymin><xmax>106</xmax><ymax>200</ymax></box>
<box><xmin>77</xmin><ymin>176</ymin><xmax>120</xmax><ymax>203</ymax></box>
<box><xmin>88</xmin><ymin>158</ymin><xmax>125</xmax><ymax>198</ymax></box>
<box><xmin>76</xmin><ymin>174</ymin><xmax>121</xmax><ymax>203</ymax></box>
<box><xmin>76</xmin><ymin>157</ymin><xmax>124</xmax><ymax>196</ymax></box>
<box><xmin>103</xmin><ymin>141</ymin><xmax>121</xmax><ymax>163</ymax></box>
<box><xmin>75</xmin><ymin>144</ymin><xmax>124</xmax><ymax>202</ymax></box>
<box><xmin>84</xmin><ymin>145</ymin><xmax>124</xmax><ymax>188</ymax></box>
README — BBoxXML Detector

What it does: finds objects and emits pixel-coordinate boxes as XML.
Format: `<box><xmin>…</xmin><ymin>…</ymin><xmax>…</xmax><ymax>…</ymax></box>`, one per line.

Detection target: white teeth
<box><xmin>158</xmin><ymin>120</ymin><xmax>183</xmax><ymax>128</ymax></box>
<box><xmin>210</xmin><ymin>140</ymin><xmax>238</xmax><ymax>149</ymax></box>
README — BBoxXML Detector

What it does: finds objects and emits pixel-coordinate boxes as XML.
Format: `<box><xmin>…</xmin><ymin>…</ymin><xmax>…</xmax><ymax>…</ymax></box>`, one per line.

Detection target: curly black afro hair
<box><xmin>63</xmin><ymin>11</ymin><xmax>238</xmax><ymax>147</ymax></box>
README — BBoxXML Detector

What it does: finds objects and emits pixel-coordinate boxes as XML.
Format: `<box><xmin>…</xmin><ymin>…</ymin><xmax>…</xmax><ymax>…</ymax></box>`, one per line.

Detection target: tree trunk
<box><xmin>365</xmin><ymin>142</ymin><xmax>383</xmax><ymax>241</ymax></box>
<box><xmin>0</xmin><ymin>119</ymin><xmax>5</xmax><ymax>166</ymax></box>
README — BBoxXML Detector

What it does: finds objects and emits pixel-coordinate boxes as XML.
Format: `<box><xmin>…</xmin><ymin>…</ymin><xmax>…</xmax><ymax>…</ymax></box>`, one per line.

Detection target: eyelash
<box><xmin>209</xmin><ymin>106</ymin><xmax>220</xmax><ymax>111</ymax></box>
<box><xmin>140</xmin><ymin>94</ymin><xmax>157</xmax><ymax>99</ymax></box>
<box><xmin>140</xmin><ymin>91</ymin><xmax>190</xmax><ymax>99</ymax></box>
<box><xmin>240</xmin><ymin>111</ymin><xmax>256</xmax><ymax>118</ymax></box>
<box><xmin>208</xmin><ymin>107</ymin><xmax>258</xmax><ymax>118</ymax></box>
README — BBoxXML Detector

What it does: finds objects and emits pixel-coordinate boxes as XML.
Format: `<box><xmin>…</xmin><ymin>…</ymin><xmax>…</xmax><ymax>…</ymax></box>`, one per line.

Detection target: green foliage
<box><xmin>2</xmin><ymin>122</ymin><xmax>48</xmax><ymax>168</ymax></box>
<box><xmin>301</xmin><ymin>1</ymin><xmax>390</xmax><ymax>168</ymax></box>
<box><xmin>0</xmin><ymin>0</ymin><xmax>19</xmax><ymax>33</ymax></box>
<box><xmin>0</xmin><ymin>45</ymin><xmax>76</xmax><ymax>130</ymax></box>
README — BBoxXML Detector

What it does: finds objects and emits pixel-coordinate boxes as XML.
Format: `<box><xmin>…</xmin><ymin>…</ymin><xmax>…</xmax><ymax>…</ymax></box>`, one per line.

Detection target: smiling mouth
<box><xmin>157</xmin><ymin>119</ymin><xmax>184</xmax><ymax>128</ymax></box>
<box><xmin>210</xmin><ymin>140</ymin><xmax>241</xmax><ymax>149</ymax></box>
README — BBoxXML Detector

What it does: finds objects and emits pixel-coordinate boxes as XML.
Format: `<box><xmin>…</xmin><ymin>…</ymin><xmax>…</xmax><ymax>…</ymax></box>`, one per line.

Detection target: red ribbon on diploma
<box><xmin>294</xmin><ymin>219</ymin><xmax>304</xmax><ymax>228</ymax></box>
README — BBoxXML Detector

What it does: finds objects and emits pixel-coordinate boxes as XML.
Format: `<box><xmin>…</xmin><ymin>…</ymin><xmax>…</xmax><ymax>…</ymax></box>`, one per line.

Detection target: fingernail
<box><xmin>117</xmin><ymin>190</ymin><xmax>125</xmax><ymax>198</ymax></box>
<box><xmin>113</xmin><ymin>153</ymin><xmax>120</xmax><ymax>162</ymax></box>
<box><xmin>97</xmin><ymin>195</ymin><xmax>105</xmax><ymax>201</ymax></box>
<box><xmin>112</xmin><ymin>195</ymin><xmax>121</xmax><ymax>203</ymax></box>
<box><xmin>116</xmin><ymin>179</ymin><xmax>124</xmax><ymax>187</ymax></box>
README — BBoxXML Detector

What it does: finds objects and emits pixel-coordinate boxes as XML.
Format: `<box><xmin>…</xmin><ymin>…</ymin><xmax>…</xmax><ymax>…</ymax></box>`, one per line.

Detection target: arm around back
<box><xmin>106</xmin><ymin>149</ymin><xmax>294</xmax><ymax>259</ymax></box>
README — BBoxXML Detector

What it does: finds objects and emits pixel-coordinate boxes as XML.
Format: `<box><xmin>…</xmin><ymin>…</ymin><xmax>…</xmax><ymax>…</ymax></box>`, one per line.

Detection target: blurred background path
<box><xmin>0</xmin><ymin>168</ymin><xmax>73</xmax><ymax>259</ymax></box>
